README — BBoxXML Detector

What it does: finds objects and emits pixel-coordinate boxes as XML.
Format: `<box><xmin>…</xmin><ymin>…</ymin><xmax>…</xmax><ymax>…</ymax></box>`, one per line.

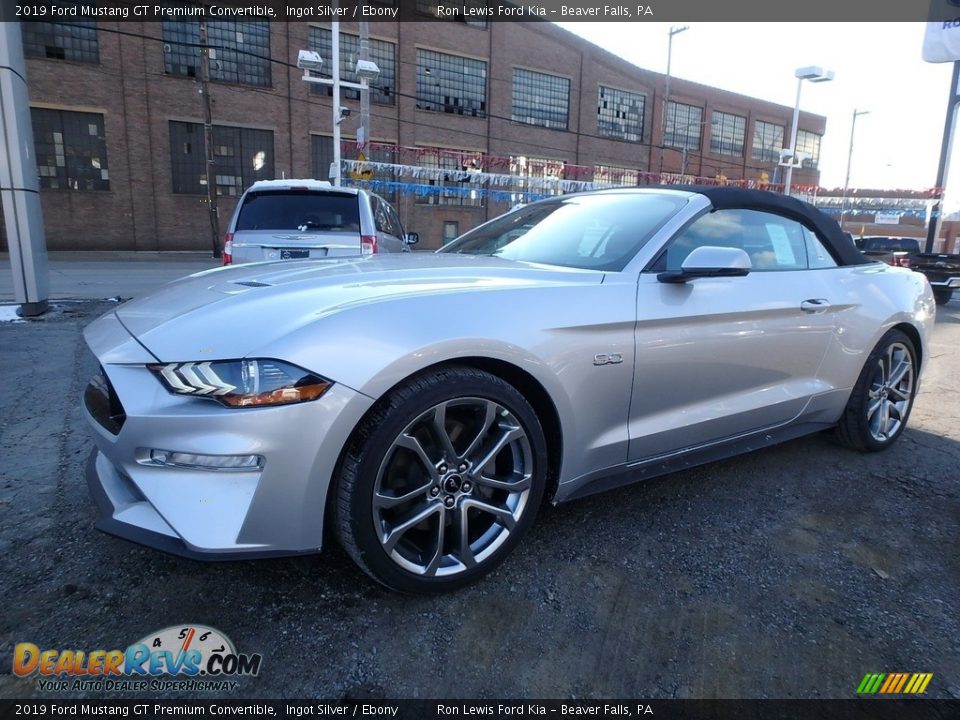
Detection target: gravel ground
<box><xmin>0</xmin><ymin>299</ymin><xmax>958</xmax><ymax>700</ymax></box>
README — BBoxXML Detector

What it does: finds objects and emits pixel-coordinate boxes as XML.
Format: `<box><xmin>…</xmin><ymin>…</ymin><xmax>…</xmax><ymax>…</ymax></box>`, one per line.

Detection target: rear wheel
<box><xmin>334</xmin><ymin>366</ymin><xmax>548</xmax><ymax>594</ymax></box>
<box><xmin>933</xmin><ymin>288</ymin><xmax>953</xmax><ymax>306</ymax></box>
<box><xmin>835</xmin><ymin>329</ymin><xmax>917</xmax><ymax>452</ymax></box>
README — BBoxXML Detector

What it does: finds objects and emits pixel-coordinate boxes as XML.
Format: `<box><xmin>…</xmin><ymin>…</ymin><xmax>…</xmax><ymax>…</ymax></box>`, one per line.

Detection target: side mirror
<box><xmin>657</xmin><ymin>246</ymin><xmax>752</xmax><ymax>284</ymax></box>
<box><xmin>404</xmin><ymin>232</ymin><xmax>419</xmax><ymax>246</ymax></box>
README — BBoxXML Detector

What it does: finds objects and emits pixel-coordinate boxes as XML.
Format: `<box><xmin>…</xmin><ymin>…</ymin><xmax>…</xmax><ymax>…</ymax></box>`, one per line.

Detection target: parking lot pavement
<box><xmin>0</xmin><ymin>299</ymin><xmax>958</xmax><ymax>700</ymax></box>
<box><xmin>0</xmin><ymin>252</ymin><xmax>218</xmax><ymax>302</ymax></box>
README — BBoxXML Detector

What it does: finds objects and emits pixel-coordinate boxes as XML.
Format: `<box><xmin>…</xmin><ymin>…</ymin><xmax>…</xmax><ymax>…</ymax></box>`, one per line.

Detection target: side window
<box><xmin>656</xmin><ymin>208</ymin><xmax>811</xmax><ymax>272</ymax></box>
<box><xmin>385</xmin><ymin>204</ymin><xmax>404</xmax><ymax>238</ymax></box>
<box><xmin>372</xmin><ymin>196</ymin><xmax>390</xmax><ymax>234</ymax></box>
<box><xmin>803</xmin><ymin>226</ymin><xmax>838</xmax><ymax>268</ymax></box>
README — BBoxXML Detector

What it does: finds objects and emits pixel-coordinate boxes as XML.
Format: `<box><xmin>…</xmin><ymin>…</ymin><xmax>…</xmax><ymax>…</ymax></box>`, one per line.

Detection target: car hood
<box><xmin>108</xmin><ymin>253</ymin><xmax>605</xmax><ymax>362</ymax></box>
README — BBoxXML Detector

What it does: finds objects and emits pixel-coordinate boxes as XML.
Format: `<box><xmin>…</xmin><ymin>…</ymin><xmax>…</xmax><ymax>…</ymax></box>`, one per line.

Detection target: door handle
<box><xmin>801</xmin><ymin>298</ymin><xmax>831</xmax><ymax>313</ymax></box>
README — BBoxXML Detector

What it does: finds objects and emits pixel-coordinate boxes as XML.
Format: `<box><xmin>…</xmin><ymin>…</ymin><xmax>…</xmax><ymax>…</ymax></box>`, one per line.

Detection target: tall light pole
<box><xmin>297</xmin><ymin>23</ymin><xmax>379</xmax><ymax>187</ymax></box>
<box><xmin>783</xmin><ymin>65</ymin><xmax>834</xmax><ymax>197</ymax></box>
<box><xmin>658</xmin><ymin>25</ymin><xmax>689</xmax><ymax>175</ymax></box>
<box><xmin>839</xmin><ymin>108</ymin><xmax>870</xmax><ymax>232</ymax></box>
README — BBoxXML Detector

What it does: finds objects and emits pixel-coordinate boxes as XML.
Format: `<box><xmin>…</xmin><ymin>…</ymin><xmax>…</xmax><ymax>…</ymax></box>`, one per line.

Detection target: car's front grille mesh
<box><xmin>84</xmin><ymin>365</ymin><xmax>126</xmax><ymax>434</ymax></box>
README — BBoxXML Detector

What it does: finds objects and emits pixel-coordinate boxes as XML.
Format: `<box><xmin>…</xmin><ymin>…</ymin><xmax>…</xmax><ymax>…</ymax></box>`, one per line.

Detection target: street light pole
<box><xmin>839</xmin><ymin>108</ymin><xmax>870</xmax><ymax>232</ymax></box>
<box><xmin>331</xmin><ymin>20</ymin><xmax>342</xmax><ymax>186</ymax></box>
<box><xmin>783</xmin><ymin>65</ymin><xmax>834</xmax><ymax>197</ymax></box>
<box><xmin>659</xmin><ymin>25</ymin><xmax>688</xmax><ymax>176</ymax></box>
<box><xmin>297</xmin><ymin>31</ymin><xmax>380</xmax><ymax>188</ymax></box>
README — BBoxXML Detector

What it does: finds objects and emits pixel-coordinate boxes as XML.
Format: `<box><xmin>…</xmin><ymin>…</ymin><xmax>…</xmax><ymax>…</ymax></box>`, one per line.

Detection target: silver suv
<box><xmin>223</xmin><ymin>179</ymin><xmax>417</xmax><ymax>265</ymax></box>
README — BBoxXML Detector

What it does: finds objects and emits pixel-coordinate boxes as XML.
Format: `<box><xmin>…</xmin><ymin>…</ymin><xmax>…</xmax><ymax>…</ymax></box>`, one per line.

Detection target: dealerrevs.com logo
<box><xmin>13</xmin><ymin>625</ymin><xmax>262</xmax><ymax>692</ymax></box>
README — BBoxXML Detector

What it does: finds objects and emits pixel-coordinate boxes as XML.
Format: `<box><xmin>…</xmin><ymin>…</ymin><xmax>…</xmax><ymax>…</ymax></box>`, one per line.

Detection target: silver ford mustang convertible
<box><xmin>83</xmin><ymin>187</ymin><xmax>935</xmax><ymax>593</ymax></box>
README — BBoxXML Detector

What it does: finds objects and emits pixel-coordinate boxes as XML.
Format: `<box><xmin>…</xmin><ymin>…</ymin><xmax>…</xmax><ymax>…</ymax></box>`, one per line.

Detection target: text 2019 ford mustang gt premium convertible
<box><xmin>82</xmin><ymin>187</ymin><xmax>935</xmax><ymax>593</ymax></box>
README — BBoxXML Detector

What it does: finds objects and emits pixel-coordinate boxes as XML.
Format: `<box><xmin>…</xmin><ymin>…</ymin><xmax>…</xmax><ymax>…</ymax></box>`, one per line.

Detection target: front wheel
<box><xmin>933</xmin><ymin>288</ymin><xmax>953</xmax><ymax>306</ymax></box>
<box><xmin>835</xmin><ymin>329</ymin><xmax>918</xmax><ymax>452</ymax></box>
<box><xmin>333</xmin><ymin>366</ymin><xmax>548</xmax><ymax>594</ymax></box>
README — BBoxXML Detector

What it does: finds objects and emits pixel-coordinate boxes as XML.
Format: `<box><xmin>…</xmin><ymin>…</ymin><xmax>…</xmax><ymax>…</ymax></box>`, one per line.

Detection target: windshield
<box><xmin>236</xmin><ymin>190</ymin><xmax>361</xmax><ymax>232</ymax></box>
<box><xmin>439</xmin><ymin>193</ymin><xmax>687</xmax><ymax>271</ymax></box>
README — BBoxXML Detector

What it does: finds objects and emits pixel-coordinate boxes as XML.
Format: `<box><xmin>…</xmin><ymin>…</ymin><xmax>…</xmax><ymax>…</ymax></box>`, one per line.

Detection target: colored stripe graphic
<box><xmin>893</xmin><ymin>673</ymin><xmax>909</xmax><ymax>693</ymax></box>
<box><xmin>856</xmin><ymin>672</ymin><xmax>932</xmax><ymax>694</ymax></box>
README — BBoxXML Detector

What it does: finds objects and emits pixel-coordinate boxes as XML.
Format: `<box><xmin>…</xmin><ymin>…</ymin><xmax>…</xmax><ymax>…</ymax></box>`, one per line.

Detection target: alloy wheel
<box><xmin>866</xmin><ymin>341</ymin><xmax>914</xmax><ymax>442</ymax></box>
<box><xmin>372</xmin><ymin>398</ymin><xmax>533</xmax><ymax>577</ymax></box>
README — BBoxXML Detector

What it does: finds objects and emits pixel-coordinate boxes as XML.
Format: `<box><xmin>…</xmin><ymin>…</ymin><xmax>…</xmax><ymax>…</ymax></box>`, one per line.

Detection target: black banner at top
<box><xmin>3</xmin><ymin>0</ymin><xmax>960</xmax><ymax>22</ymax></box>
<box><xmin>3</xmin><ymin>700</ymin><xmax>960</xmax><ymax>720</ymax></box>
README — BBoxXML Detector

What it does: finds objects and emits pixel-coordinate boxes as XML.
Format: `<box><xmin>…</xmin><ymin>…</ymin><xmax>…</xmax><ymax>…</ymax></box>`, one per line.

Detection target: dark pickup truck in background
<box><xmin>856</xmin><ymin>236</ymin><xmax>960</xmax><ymax>305</ymax></box>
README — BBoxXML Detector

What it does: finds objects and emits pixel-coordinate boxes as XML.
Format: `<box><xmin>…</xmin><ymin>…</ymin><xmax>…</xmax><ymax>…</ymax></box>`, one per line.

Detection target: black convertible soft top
<box><xmin>658</xmin><ymin>185</ymin><xmax>869</xmax><ymax>266</ymax></box>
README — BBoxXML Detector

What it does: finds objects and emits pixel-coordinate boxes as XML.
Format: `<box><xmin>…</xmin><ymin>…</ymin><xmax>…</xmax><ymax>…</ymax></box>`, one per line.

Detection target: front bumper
<box><xmin>82</xmin><ymin>312</ymin><xmax>374</xmax><ymax>559</ymax></box>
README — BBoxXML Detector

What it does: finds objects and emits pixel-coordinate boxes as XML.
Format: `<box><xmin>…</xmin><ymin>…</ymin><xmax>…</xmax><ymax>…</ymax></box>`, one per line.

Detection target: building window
<box><xmin>163</xmin><ymin>22</ymin><xmax>271</xmax><ymax>87</ymax></box>
<box><xmin>752</xmin><ymin>121</ymin><xmax>785</xmax><ymax>164</ymax></box>
<box><xmin>169</xmin><ymin>121</ymin><xmax>273</xmax><ymax>196</ymax></box>
<box><xmin>308</xmin><ymin>27</ymin><xmax>396</xmax><ymax>105</ymax></box>
<box><xmin>596</xmin><ymin>86</ymin><xmax>645</xmax><ymax>143</ymax></box>
<box><xmin>512</xmin><ymin>68</ymin><xmax>570</xmax><ymax>130</ymax></box>
<box><xmin>710</xmin><ymin>111</ymin><xmax>746</xmax><ymax>157</ymax></box>
<box><xmin>795</xmin><ymin>130</ymin><xmax>822</xmax><ymax>169</ymax></box>
<box><xmin>416</xmin><ymin>49</ymin><xmax>487</xmax><ymax>118</ymax></box>
<box><xmin>416</xmin><ymin>0</ymin><xmax>488</xmax><ymax>27</ymax></box>
<box><xmin>593</xmin><ymin>165</ymin><xmax>639</xmax><ymax>188</ymax></box>
<box><xmin>510</xmin><ymin>156</ymin><xmax>566</xmax><ymax>197</ymax></box>
<box><xmin>22</xmin><ymin>22</ymin><xmax>99</xmax><ymax>63</ymax></box>
<box><xmin>664</xmin><ymin>101</ymin><xmax>703</xmax><ymax>150</ymax></box>
<box><xmin>443</xmin><ymin>221</ymin><xmax>460</xmax><ymax>243</ymax></box>
<box><xmin>417</xmin><ymin>148</ymin><xmax>484</xmax><ymax>207</ymax></box>
<box><xmin>31</xmin><ymin>108</ymin><xmax>109</xmax><ymax>191</ymax></box>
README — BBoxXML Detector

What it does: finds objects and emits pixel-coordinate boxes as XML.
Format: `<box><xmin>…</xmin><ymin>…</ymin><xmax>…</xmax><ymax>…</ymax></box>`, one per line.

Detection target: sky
<box><xmin>558</xmin><ymin>22</ymin><xmax>954</xmax><ymax>199</ymax></box>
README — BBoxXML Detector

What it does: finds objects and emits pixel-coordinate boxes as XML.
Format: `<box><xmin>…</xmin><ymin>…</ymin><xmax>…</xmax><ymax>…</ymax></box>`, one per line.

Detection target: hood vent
<box><xmin>234</xmin><ymin>281</ymin><xmax>273</xmax><ymax>288</ymax></box>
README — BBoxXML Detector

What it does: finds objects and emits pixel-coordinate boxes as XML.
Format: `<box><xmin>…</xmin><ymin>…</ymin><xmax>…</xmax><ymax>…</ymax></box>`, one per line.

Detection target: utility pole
<box><xmin>839</xmin><ymin>108</ymin><xmax>870</xmax><ymax>233</ymax></box>
<box><xmin>926</xmin><ymin>60</ymin><xmax>960</xmax><ymax>253</ymax></box>
<box><xmin>359</xmin><ymin>20</ymin><xmax>371</xmax><ymax>158</ymax></box>
<box><xmin>0</xmin><ymin>18</ymin><xmax>49</xmax><ymax>316</ymax></box>
<box><xmin>198</xmin><ymin>22</ymin><xmax>221</xmax><ymax>258</ymax></box>
<box><xmin>658</xmin><ymin>25</ymin><xmax>688</xmax><ymax>176</ymax></box>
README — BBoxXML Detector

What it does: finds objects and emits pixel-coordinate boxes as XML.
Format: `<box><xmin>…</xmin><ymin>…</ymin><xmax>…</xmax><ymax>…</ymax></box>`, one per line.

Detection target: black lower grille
<box><xmin>84</xmin><ymin>365</ymin><xmax>126</xmax><ymax>434</ymax></box>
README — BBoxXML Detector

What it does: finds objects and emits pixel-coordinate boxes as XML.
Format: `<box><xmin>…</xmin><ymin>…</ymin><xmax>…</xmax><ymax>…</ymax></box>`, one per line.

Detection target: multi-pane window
<box><xmin>710</xmin><ymin>111</ymin><xmax>746</xmax><ymax>157</ymax></box>
<box><xmin>169</xmin><ymin>121</ymin><xmax>273</xmax><ymax>196</ymax></box>
<box><xmin>510</xmin><ymin>156</ymin><xmax>566</xmax><ymax>197</ymax></box>
<box><xmin>31</xmin><ymin>109</ymin><xmax>109</xmax><ymax>191</ymax></box>
<box><xmin>593</xmin><ymin>166</ymin><xmax>639</xmax><ymax>188</ymax></box>
<box><xmin>597</xmin><ymin>86</ymin><xmax>645</xmax><ymax>142</ymax></box>
<box><xmin>416</xmin><ymin>49</ymin><xmax>487</xmax><ymax>118</ymax></box>
<box><xmin>417</xmin><ymin>149</ymin><xmax>484</xmax><ymax>207</ymax></box>
<box><xmin>512</xmin><ymin>69</ymin><xmax>570</xmax><ymax>130</ymax></box>
<box><xmin>664</xmin><ymin>101</ymin><xmax>703</xmax><ymax>150</ymax></box>
<box><xmin>312</xmin><ymin>135</ymin><xmax>336</xmax><ymax>183</ymax></box>
<box><xmin>308</xmin><ymin>27</ymin><xmax>396</xmax><ymax>105</ymax></box>
<box><xmin>416</xmin><ymin>0</ymin><xmax>489</xmax><ymax>27</ymax></box>
<box><xmin>752</xmin><ymin>121</ymin><xmax>785</xmax><ymax>164</ymax></box>
<box><xmin>163</xmin><ymin>22</ymin><xmax>271</xmax><ymax>87</ymax></box>
<box><xmin>22</xmin><ymin>22</ymin><xmax>99</xmax><ymax>63</ymax></box>
<box><xmin>795</xmin><ymin>130</ymin><xmax>822</xmax><ymax>168</ymax></box>
<box><xmin>443</xmin><ymin>221</ymin><xmax>460</xmax><ymax>243</ymax></box>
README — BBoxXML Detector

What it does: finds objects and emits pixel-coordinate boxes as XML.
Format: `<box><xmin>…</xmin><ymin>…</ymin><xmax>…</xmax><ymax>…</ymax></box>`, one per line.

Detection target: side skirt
<box><xmin>558</xmin><ymin>420</ymin><xmax>834</xmax><ymax>503</ymax></box>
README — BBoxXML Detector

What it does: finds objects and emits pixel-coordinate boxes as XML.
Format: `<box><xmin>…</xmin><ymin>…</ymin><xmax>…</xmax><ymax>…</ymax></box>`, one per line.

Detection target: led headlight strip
<box><xmin>147</xmin><ymin>359</ymin><xmax>332</xmax><ymax>408</ymax></box>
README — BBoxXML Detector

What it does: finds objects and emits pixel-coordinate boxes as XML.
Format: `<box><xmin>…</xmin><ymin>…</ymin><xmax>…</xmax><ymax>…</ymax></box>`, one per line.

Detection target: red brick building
<box><xmin>5</xmin><ymin>19</ymin><xmax>826</xmax><ymax>252</ymax></box>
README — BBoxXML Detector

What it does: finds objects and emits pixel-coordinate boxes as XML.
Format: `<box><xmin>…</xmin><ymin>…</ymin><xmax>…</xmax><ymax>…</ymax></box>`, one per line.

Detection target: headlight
<box><xmin>147</xmin><ymin>359</ymin><xmax>332</xmax><ymax>408</ymax></box>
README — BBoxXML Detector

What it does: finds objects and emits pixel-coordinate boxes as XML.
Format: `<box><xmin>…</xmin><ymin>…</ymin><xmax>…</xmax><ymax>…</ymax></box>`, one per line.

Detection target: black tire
<box><xmin>835</xmin><ymin>329</ymin><xmax>918</xmax><ymax>452</ymax></box>
<box><xmin>333</xmin><ymin>366</ymin><xmax>548</xmax><ymax>594</ymax></box>
<box><xmin>933</xmin><ymin>289</ymin><xmax>953</xmax><ymax>306</ymax></box>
